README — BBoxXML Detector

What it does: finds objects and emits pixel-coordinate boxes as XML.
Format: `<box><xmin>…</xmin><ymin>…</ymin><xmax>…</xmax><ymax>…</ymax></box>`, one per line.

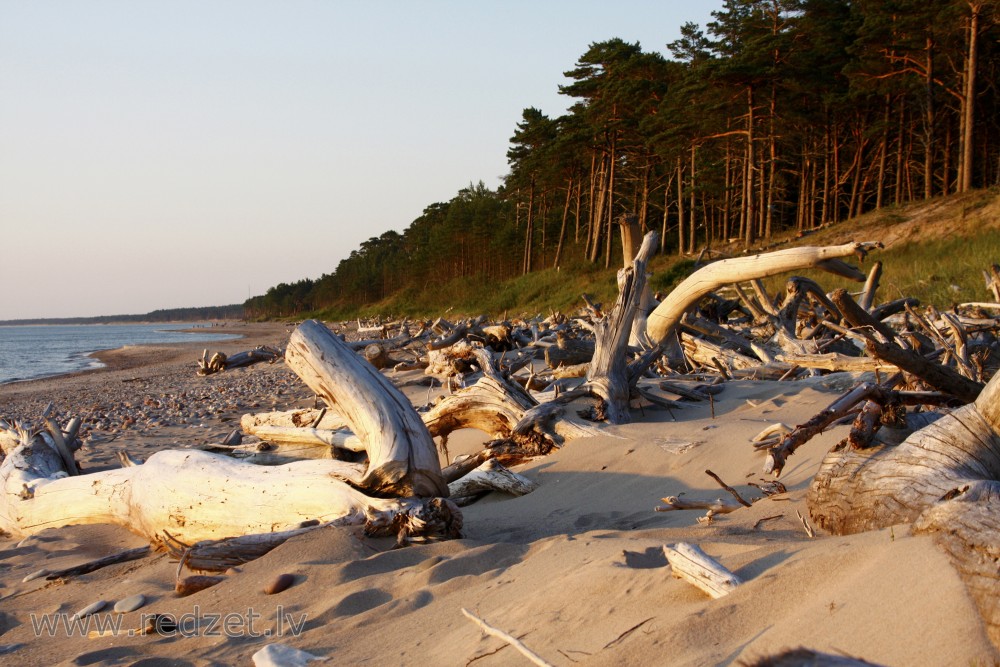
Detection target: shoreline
<box><xmin>0</xmin><ymin>323</ymin><xmax>262</xmax><ymax>389</ymax></box>
<box><xmin>0</xmin><ymin>322</ymin><xmax>297</xmax><ymax>437</ymax></box>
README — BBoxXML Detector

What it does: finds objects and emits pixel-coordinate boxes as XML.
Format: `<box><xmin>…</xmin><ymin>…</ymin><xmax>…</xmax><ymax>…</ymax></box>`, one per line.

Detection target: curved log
<box><xmin>423</xmin><ymin>376</ymin><xmax>532</xmax><ymax>440</ymax></box>
<box><xmin>286</xmin><ymin>319</ymin><xmax>447</xmax><ymax>497</ymax></box>
<box><xmin>645</xmin><ymin>242</ymin><xmax>880</xmax><ymax>347</ymax></box>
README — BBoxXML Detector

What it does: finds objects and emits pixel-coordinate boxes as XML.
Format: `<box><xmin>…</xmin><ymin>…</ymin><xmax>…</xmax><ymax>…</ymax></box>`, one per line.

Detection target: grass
<box><xmin>310</xmin><ymin>188</ymin><xmax>1000</xmax><ymax>322</ymax></box>
<box><xmin>760</xmin><ymin>229</ymin><xmax>1000</xmax><ymax>308</ymax></box>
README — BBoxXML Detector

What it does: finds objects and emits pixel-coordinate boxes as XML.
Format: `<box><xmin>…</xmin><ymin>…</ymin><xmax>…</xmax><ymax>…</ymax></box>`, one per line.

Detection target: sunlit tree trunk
<box><xmin>744</xmin><ymin>86</ymin><xmax>756</xmax><ymax>248</ymax></box>
<box><xmin>689</xmin><ymin>144</ymin><xmax>696</xmax><ymax>253</ymax></box>
<box><xmin>961</xmin><ymin>2</ymin><xmax>981</xmax><ymax>192</ymax></box>
<box><xmin>677</xmin><ymin>155</ymin><xmax>685</xmax><ymax>256</ymax></box>
<box><xmin>553</xmin><ymin>178</ymin><xmax>573</xmax><ymax>269</ymax></box>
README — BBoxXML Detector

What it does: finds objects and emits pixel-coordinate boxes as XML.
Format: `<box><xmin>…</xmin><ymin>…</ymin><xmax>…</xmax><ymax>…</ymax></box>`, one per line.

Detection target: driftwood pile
<box><xmin>4</xmin><ymin>227</ymin><xmax>1000</xmax><ymax>650</ymax></box>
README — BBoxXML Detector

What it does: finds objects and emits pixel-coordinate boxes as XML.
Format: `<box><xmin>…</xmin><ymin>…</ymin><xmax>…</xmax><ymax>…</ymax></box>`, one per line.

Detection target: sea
<box><xmin>0</xmin><ymin>323</ymin><xmax>242</xmax><ymax>385</ymax></box>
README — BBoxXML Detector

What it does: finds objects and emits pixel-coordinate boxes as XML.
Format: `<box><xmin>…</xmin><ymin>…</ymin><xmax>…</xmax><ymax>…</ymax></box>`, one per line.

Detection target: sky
<box><xmin>0</xmin><ymin>1</ymin><xmax>722</xmax><ymax>320</ymax></box>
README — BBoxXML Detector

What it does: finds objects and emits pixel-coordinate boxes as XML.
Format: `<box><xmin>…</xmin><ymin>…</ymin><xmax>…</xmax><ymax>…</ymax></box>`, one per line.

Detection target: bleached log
<box><xmin>681</xmin><ymin>334</ymin><xmax>762</xmax><ymax>371</ymax></box>
<box><xmin>448</xmin><ymin>460</ymin><xmax>538</xmax><ymax>499</ymax></box>
<box><xmin>655</xmin><ymin>496</ymin><xmax>743</xmax><ymax>514</ymax></box>
<box><xmin>425</xmin><ymin>339</ymin><xmax>477</xmax><ymax>377</ymax></box>
<box><xmin>241</xmin><ymin>409</ymin><xmax>347</xmax><ymax>432</ymax></box>
<box><xmin>0</xmin><ymin>445</ymin><xmax>457</xmax><ymax>544</ymax></box>
<box><xmin>423</xmin><ymin>376</ymin><xmax>533</xmax><ymax>441</ymax></box>
<box><xmin>776</xmin><ymin>352</ymin><xmax>898</xmax><ymax>373</ymax></box>
<box><xmin>197</xmin><ymin>346</ymin><xmax>283</xmax><ymax>375</ymax></box>
<box><xmin>662</xmin><ymin>542</ymin><xmax>743</xmax><ymax>598</ymax></box>
<box><xmin>250</xmin><ymin>426</ymin><xmax>366</xmax><ymax>452</ymax></box>
<box><xmin>646</xmin><ymin>242</ymin><xmax>880</xmax><ymax>347</ymax></box>
<box><xmin>586</xmin><ymin>231</ymin><xmax>660</xmax><ymax>424</ymax></box>
<box><xmin>286</xmin><ymin>319</ymin><xmax>447</xmax><ymax>497</ymax></box>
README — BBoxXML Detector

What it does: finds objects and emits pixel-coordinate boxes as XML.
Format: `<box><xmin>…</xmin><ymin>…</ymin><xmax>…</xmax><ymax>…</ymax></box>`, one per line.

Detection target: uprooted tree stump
<box><xmin>807</xmin><ymin>370</ymin><xmax>1000</xmax><ymax>645</ymax></box>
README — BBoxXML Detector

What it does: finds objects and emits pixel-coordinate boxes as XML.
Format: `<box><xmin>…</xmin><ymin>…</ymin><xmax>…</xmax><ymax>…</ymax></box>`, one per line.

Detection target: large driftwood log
<box><xmin>0</xmin><ymin>434</ymin><xmax>458</xmax><ymax>544</ymax></box>
<box><xmin>807</xmin><ymin>370</ymin><xmax>1000</xmax><ymax>645</ymax></box>
<box><xmin>286</xmin><ymin>319</ymin><xmax>447</xmax><ymax>497</ymax></box>
<box><xmin>645</xmin><ymin>242</ymin><xmax>880</xmax><ymax>348</ymax></box>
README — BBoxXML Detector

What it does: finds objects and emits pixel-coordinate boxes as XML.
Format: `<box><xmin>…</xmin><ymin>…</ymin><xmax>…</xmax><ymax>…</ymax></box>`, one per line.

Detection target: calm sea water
<box><xmin>0</xmin><ymin>324</ymin><xmax>242</xmax><ymax>384</ymax></box>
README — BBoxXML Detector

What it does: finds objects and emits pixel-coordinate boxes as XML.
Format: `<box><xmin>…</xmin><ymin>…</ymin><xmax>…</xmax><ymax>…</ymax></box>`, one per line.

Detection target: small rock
<box><xmin>264</xmin><ymin>573</ymin><xmax>296</xmax><ymax>595</ymax></box>
<box><xmin>176</xmin><ymin>575</ymin><xmax>225</xmax><ymax>596</ymax></box>
<box><xmin>113</xmin><ymin>593</ymin><xmax>146</xmax><ymax>613</ymax></box>
<box><xmin>72</xmin><ymin>600</ymin><xmax>107</xmax><ymax>619</ymax></box>
<box><xmin>252</xmin><ymin>643</ymin><xmax>326</xmax><ymax>667</ymax></box>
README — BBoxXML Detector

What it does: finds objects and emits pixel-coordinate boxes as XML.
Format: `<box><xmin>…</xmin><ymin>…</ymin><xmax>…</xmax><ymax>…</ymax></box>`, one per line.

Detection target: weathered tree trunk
<box><xmin>586</xmin><ymin>231</ymin><xmax>659</xmax><ymax>424</ymax></box>
<box><xmin>286</xmin><ymin>319</ymin><xmax>447</xmax><ymax>497</ymax></box>
<box><xmin>0</xmin><ymin>436</ymin><xmax>454</xmax><ymax>545</ymax></box>
<box><xmin>808</xmin><ymin>370</ymin><xmax>1000</xmax><ymax>645</ymax></box>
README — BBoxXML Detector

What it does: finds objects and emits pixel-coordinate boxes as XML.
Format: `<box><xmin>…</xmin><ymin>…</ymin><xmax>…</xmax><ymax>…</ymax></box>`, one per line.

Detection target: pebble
<box><xmin>176</xmin><ymin>575</ymin><xmax>225</xmax><ymax>596</ymax></box>
<box><xmin>113</xmin><ymin>593</ymin><xmax>146</xmax><ymax>613</ymax></box>
<box><xmin>264</xmin><ymin>573</ymin><xmax>296</xmax><ymax>595</ymax></box>
<box><xmin>72</xmin><ymin>600</ymin><xmax>107</xmax><ymax>619</ymax></box>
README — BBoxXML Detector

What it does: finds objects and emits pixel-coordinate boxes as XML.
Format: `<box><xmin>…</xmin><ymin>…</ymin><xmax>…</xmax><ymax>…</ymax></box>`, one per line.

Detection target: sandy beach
<box><xmin>0</xmin><ymin>322</ymin><xmax>996</xmax><ymax>666</ymax></box>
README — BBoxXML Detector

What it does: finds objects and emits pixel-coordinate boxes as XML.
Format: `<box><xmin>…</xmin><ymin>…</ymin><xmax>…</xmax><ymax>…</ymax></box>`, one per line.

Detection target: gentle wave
<box><xmin>0</xmin><ymin>323</ymin><xmax>241</xmax><ymax>384</ymax></box>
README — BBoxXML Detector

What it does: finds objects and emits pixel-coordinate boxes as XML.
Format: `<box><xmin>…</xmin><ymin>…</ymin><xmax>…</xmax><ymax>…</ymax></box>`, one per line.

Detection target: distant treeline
<box><xmin>247</xmin><ymin>0</ymin><xmax>1000</xmax><ymax>319</ymax></box>
<box><xmin>0</xmin><ymin>304</ymin><xmax>245</xmax><ymax>326</ymax></box>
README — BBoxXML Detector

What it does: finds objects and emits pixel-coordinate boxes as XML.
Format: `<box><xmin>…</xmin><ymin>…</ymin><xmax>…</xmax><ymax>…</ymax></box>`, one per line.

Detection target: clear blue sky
<box><xmin>0</xmin><ymin>1</ymin><xmax>721</xmax><ymax>319</ymax></box>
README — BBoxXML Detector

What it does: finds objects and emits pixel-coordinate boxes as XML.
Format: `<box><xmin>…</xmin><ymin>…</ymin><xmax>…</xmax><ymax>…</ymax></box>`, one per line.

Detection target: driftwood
<box><xmin>585</xmin><ymin>231</ymin><xmax>661</xmax><ymax>423</ymax></box>
<box><xmin>286</xmin><ymin>319</ymin><xmax>447</xmax><ymax>497</ymax></box>
<box><xmin>240</xmin><ymin>408</ymin><xmax>348</xmax><ymax>432</ymax></box>
<box><xmin>447</xmin><ymin>459</ymin><xmax>538</xmax><ymax>500</ymax></box>
<box><xmin>807</xmin><ymin>370</ymin><xmax>1000</xmax><ymax>645</ymax></box>
<box><xmin>646</xmin><ymin>242</ymin><xmax>881</xmax><ymax>349</ymax></box>
<box><xmin>22</xmin><ymin>546</ymin><xmax>152</xmax><ymax>581</ymax></box>
<box><xmin>461</xmin><ymin>608</ymin><xmax>554</xmax><ymax>667</ymax></box>
<box><xmin>662</xmin><ymin>542</ymin><xmax>743</xmax><ymax>598</ymax></box>
<box><xmin>831</xmin><ymin>289</ymin><xmax>984</xmax><ymax>402</ymax></box>
<box><xmin>197</xmin><ymin>345</ymin><xmax>283</xmax><ymax>376</ymax></box>
<box><xmin>0</xmin><ymin>321</ymin><xmax>461</xmax><ymax>546</ymax></box>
